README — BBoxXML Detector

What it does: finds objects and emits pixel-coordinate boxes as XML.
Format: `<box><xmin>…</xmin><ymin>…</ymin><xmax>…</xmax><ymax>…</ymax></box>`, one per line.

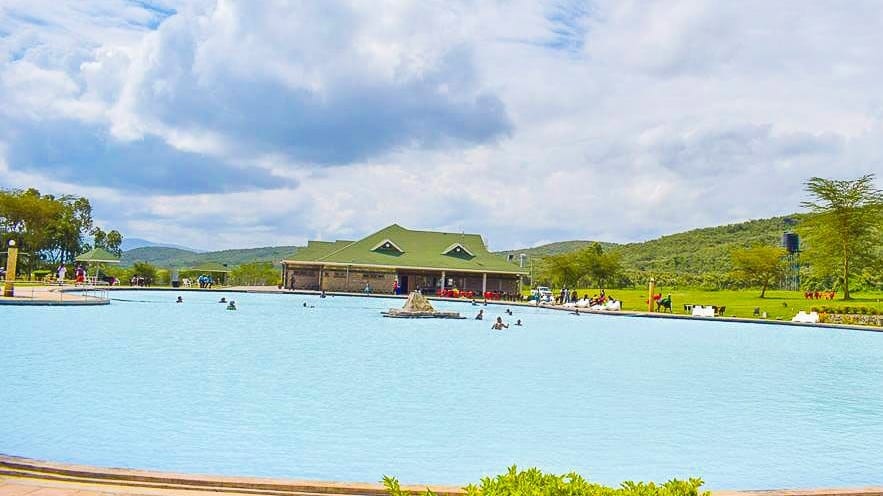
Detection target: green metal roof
<box><xmin>75</xmin><ymin>247</ymin><xmax>121</xmax><ymax>263</ymax></box>
<box><xmin>186</xmin><ymin>262</ymin><xmax>232</xmax><ymax>273</ymax></box>
<box><xmin>290</xmin><ymin>240</ymin><xmax>353</xmax><ymax>261</ymax></box>
<box><xmin>285</xmin><ymin>225</ymin><xmax>524</xmax><ymax>274</ymax></box>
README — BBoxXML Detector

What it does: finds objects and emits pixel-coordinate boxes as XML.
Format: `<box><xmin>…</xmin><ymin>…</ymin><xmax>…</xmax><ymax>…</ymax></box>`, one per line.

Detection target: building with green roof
<box><xmin>281</xmin><ymin>224</ymin><xmax>525</xmax><ymax>295</ymax></box>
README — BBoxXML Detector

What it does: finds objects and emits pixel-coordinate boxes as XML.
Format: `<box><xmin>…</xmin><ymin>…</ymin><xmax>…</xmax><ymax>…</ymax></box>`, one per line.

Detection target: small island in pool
<box><xmin>382</xmin><ymin>291</ymin><xmax>465</xmax><ymax>319</ymax></box>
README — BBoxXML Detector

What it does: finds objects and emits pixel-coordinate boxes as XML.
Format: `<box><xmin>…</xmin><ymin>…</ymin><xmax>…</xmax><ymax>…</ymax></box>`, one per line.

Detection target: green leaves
<box><xmin>383</xmin><ymin>467</ymin><xmax>708</xmax><ymax>496</ymax></box>
<box><xmin>798</xmin><ymin>174</ymin><xmax>883</xmax><ymax>299</ymax></box>
<box><xmin>730</xmin><ymin>245</ymin><xmax>787</xmax><ymax>297</ymax></box>
<box><xmin>537</xmin><ymin>243</ymin><xmax>623</xmax><ymax>290</ymax></box>
<box><xmin>230</xmin><ymin>261</ymin><xmax>281</xmax><ymax>286</ymax></box>
<box><xmin>381</xmin><ymin>474</ymin><xmax>437</xmax><ymax>496</ymax></box>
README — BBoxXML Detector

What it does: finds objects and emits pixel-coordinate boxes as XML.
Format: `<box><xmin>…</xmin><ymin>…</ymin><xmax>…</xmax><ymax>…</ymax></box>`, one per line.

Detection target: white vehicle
<box><xmin>531</xmin><ymin>286</ymin><xmax>553</xmax><ymax>301</ymax></box>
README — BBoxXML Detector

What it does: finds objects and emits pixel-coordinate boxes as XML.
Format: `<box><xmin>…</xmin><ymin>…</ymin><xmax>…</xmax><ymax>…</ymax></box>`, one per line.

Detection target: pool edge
<box><xmin>2</xmin><ymin>455</ymin><xmax>882</xmax><ymax>496</ymax></box>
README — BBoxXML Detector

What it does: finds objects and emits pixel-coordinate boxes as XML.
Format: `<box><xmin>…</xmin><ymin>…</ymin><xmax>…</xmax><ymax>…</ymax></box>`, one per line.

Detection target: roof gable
<box><xmin>371</xmin><ymin>238</ymin><xmax>404</xmax><ymax>254</ymax></box>
<box><xmin>442</xmin><ymin>242</ymin><xmax>474</xmax><ymax>258</ymax></box>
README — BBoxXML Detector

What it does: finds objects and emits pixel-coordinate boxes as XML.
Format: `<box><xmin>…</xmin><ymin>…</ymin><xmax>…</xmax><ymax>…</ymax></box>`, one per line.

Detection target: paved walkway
<box><xmin>2</xmin><ymin>467</ymin><xmax>883</xmax><ymax>496</ymax></box>
<box><xmin>0</xmin><ymin>455</ymin><xmax>460</xmax><ymax>496</ymax></box>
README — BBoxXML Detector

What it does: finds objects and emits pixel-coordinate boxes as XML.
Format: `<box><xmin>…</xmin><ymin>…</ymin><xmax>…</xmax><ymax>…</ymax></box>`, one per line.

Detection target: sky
<box><xmin>1</xmin><ymin>0</ymin><xmax>882</xmax><ymax>251</ymax></box>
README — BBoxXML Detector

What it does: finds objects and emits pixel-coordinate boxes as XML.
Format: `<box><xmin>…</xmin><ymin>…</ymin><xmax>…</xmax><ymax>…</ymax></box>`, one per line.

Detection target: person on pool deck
<box><xmin>226</xmin><ymin>300</ymin><xmax>237</xmax><ymax>310</ymax></box>
<box><xmin>492</xmin><ymin>317</ymin><xmax>509</xmax><ymax>330</ymax></box>
<box><xmin>219</xmin><ymin>297</ymin><xmax>227</xmax><ymax>303</ymax></box>
<box><xmin>176</xmin><ymin>296</ymin><xmax>183</xmax><ymax>303</ymax></box>
<box><xmin>475</xmin><ymin>309</ymin><xmax>484</xmax><ymax>320</ymax></box>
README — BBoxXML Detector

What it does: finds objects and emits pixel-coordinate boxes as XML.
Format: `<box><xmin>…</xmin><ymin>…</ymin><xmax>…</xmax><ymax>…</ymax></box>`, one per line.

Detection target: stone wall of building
<box><xmin>286</xmin><ymin>266</ymin><xmax>320</xmax><ymax>290</ymax></box>
<box><xmin>321</xmin><ymin>268</ymin><xmax>396</xmax><ymax>292</ymax></box>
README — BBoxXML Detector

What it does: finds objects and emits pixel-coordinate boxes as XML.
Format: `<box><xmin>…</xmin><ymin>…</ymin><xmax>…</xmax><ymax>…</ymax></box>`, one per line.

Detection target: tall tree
<box><xmin>230</xmin><ymin>262</ymin><xmax>280</xmax><ymax>286</ymax></box>
<box><xmin>798</xmin><ymin>174</ymin><xmax>883</xmax><ymax>300</ymax></box>
<box><xmin>105</xmin><ymin>230</ymin><xmax>124</xmax><ymax>256</ymax></box>
<box><xmin>574</xmin><ymin>242</ymin><xmax>622</xmax><ymax>290</ymax></box>
<box><xmin>538</xmin><ymin>252</ymin><xmax>581</xmax><ymax>288</ymax></box>
<box><xmin>730</xmin><ymin>245</ymin><xmax>786</xmax><ymax>298</ymax></box>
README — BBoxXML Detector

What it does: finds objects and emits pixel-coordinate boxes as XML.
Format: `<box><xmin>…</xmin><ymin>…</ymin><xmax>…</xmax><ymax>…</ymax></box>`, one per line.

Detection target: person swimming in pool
<box><xmin>226</xmin><ymin>300</ymin><xmax>237</xmax><ymax>310</ymax></box>
<box><xmin>514</xmin><ymin>319</ymin><xmax>523</xmax><ymax>326</ymax></box>
<box><xmin>491</xmin><ymin>316</ymin><xmax>508</xmax><ymax>330</ymax></box>
<box><xmin>176</xmin><ymin>296</ymin><xmax>183</xmax><ymax>303</ymax></box>
<box><xmin>475</xmin><ymin>309</ymin><xmax>484</xmax><ymax>320</ymax></box>
<box><xmin>219</xmin><ymin>297</ymin><xmax>227</xmax><ymax>303</ymax></box>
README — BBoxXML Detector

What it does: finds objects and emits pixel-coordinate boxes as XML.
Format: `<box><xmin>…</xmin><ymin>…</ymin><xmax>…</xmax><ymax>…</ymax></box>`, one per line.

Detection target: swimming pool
<box><xmin>3</xmin><ymin>290</ymin><xmax>882</xmax><ymax>489</ymax></box>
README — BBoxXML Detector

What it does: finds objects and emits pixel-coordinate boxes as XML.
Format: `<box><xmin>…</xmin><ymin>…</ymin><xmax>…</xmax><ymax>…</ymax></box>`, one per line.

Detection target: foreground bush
<box><xmin>383</xmin><ymin>466</ymin><xmax>709</xmax><ymax>496</ymax></box>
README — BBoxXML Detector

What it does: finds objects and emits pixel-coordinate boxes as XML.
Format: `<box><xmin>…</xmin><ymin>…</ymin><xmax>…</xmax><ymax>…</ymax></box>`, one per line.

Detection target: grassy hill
<box><xmin>122</xmin><ymin>245</ymin><xmax>299</xmax><ymax>268</ymax></box>
<box><xmin>499</xmin><ymin>214</ymin><xmax>804</xmax><ymax>275</ymax></box>
<box><xmin>615</xmin><ymin>214</ymin><xmax>804</xmax><ymax>274</ymax></box>
<box><xmin>496</xmin><ymin>240</ymin><xmax>619</xmax><ymax>258</ymax></box>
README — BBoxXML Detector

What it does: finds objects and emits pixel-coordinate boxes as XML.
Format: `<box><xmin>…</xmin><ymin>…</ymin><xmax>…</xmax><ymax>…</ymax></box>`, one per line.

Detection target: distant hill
<box><xmin>121</xmin><ymin>214</ymin><xmax>803</xmax><ymax>273</ymax></box>
<box><xmin>121</xmin><ymin>245</ymin><xmax>299</xmax><ymax>268</ymax></box>
<box><xmin>121</xmin><ymin>237</ymin><xmax>203</xmax><ymax>252</ymax></box>
<box><xmin>499</xmin><ymin>214</ymin><xmax>804</xmax><ymax>275</ymax></box>
<box><xmin>496</xmin><ymin>240</ymin><xmax>619</xmax><ymax>258</ymax></box>
<box><xmin>615</xmin><ymin>214</ymin><xmax>803</xmax><ymax>274</ymax></box>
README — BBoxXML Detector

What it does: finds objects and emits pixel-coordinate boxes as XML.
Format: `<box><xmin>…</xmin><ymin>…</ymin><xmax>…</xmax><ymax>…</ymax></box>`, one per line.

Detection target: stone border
<box><xmin>1</xmin><ymin>455</ymin><xmax>882</xmax><ymax>496</ymax></box>
<box><xmin>0</xmin><ymin>455</ymin><xmax>463</xmax><ymax>496</ymax></box>
<box><xmin>0</xmin><ymin>298</ymin><xmax>109</xmax><ymax>306</ymax></box>
<box><xmin>0</xmin><ymin>286</ymin><xmax>109</xmax><ymax>306</ymax></box>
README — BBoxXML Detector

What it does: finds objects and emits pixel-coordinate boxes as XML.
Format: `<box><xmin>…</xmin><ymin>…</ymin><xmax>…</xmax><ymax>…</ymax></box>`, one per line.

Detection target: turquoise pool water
<box><xmin>3</xmin><ymin>290</ymin><xmax>883</xmax><ymax>489</ymax></box>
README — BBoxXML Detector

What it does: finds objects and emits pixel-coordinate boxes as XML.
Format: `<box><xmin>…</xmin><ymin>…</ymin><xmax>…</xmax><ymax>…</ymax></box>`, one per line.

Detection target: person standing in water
<box><xmin>492</xmin><ymin>317</ymin><xmax>509</xmax><ymax>330</ymax></box>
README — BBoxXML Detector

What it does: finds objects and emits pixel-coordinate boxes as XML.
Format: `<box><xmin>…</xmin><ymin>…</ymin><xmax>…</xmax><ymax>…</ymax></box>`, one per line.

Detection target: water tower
<box><xmin>781</xmin><ymin>232</ymin><xmax>800</xmax><ymax>290</ymax></box>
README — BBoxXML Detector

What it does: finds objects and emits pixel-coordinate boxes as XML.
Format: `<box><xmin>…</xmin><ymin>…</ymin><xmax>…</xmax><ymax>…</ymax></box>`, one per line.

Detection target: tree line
<box><xmin>533</xmin><ymin>174</ymin><xmax>883</xmax><ymax>299</ymax></box>
<box><xmin>0</xmin><ymin>188</ymin><xmax>123</xmax><ymax>278</ymax></box>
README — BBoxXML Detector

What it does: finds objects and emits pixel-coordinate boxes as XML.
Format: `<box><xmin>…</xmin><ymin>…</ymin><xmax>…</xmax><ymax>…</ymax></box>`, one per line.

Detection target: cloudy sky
<box><xmin>1</xmin><ymin>0</ymin><xmax>881</xmax><ymax>251</ymax></box>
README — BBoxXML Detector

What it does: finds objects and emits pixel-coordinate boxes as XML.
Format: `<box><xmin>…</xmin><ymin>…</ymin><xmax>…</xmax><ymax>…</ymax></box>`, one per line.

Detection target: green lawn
<box><xmin>536</xmin><ymin>288</ymin><xmax>883</xmax><ymax>320</ymax></box>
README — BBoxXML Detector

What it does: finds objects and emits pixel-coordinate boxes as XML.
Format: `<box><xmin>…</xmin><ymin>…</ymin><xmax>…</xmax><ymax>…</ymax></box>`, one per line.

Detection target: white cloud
<box><xmin>1</xmin><ymin>0</ymin><xmax>882</xmax><ymax>250</ymax></box>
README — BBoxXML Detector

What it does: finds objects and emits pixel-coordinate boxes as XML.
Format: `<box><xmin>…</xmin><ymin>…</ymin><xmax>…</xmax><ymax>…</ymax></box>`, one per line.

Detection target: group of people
<box><xmin>130</xmin><ymin>275</ymin><xmax>150</xmax><ymax>287</ymax></box>
<box><xmin>56</xmin><ymin>264</ymin><xmax>87</xmax><ymax>285</ymax></box>
<box><xmin>174</xmin><ymin>295</ymin><xmax>236</xmax><ymax>310</ymax></box>
<box><xmin>474</xmin><ymin>307</ymin><xmax>523</xmax><ymax>330</ymax></box>
<box><xmin>804</xmin><ymin>291</ymin><xmax>836</xmax><ymax>300</ymax></box>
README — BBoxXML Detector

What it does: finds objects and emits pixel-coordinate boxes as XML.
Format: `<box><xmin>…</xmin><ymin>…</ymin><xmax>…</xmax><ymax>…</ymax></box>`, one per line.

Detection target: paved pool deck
<box><xmin>0</xmin><ymin>456</ymin><xmax>881</xmax><ymax>496</ymax></box>
<box><xmin>0</xmin><ymin>285</ymin><xmax>109</xmax><ymax>306</ymax></box>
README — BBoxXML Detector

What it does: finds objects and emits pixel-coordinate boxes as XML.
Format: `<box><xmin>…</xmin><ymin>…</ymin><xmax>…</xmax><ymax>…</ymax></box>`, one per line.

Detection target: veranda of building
<box><xmin>281</xmin><ymin>224</ymin><xmax>526</xmax><ymax>295</ymax></box>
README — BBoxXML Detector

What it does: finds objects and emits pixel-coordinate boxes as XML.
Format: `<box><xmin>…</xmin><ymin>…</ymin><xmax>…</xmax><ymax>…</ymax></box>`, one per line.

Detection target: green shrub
<box><xmin>382</xmin><ymin>466</ymin><xmax>709</xmax><ymax>496</ymax></box>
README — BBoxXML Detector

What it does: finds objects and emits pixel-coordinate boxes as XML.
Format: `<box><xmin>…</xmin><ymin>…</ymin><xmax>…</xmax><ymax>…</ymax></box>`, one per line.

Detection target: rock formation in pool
<box><xmin>382</xmin><ymin>291</ymin><xmax>465</xmax><ymax>319</ymax></box>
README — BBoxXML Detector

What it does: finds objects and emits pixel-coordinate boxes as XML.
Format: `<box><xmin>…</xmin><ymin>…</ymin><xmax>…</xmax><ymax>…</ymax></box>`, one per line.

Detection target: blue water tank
<box><xmin>782</xmin><ymin>232</ymin><xmax>800</xmax><ymax>253</ymax></box>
